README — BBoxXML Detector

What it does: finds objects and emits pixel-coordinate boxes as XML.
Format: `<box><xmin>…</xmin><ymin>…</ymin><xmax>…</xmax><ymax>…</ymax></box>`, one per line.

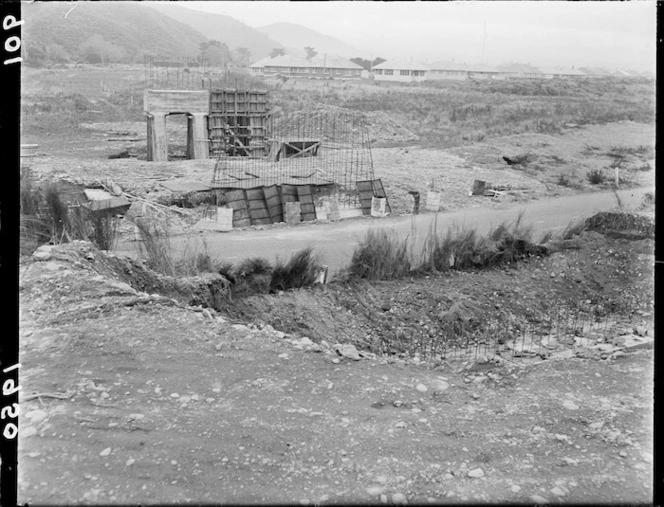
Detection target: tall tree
<box><xmin>304</xmin><ymin>46</ymin><xmax>318</xmax><ymax>61</ymax></box>
<box><xmin>270</xmin><ymin>47</ymin><xmax>286</xmax><ymax>58</ymax></box>
<box><xmin>200</xmin><ymin>40</ymin><xmax>231</xmax><ymax>67</ymax></box>
<box><xmin>234</xmin><ymin>47</ymin><xmax>251</xmax><ymax>67</ymax></box>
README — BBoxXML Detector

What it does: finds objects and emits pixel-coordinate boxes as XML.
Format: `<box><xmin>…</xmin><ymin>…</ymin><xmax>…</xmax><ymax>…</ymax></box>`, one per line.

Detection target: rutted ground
<box><xmin>18</xmin><ymin>227</ymin><xmax>654</xmax><ymax>504</ymax></box>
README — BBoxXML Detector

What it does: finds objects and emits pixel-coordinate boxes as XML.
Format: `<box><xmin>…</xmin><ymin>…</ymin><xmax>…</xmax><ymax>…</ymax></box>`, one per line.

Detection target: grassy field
<box><xmin>21</xmin><ymin>65</ymin><xmax>655</xmax><ymax>150</ymax></box>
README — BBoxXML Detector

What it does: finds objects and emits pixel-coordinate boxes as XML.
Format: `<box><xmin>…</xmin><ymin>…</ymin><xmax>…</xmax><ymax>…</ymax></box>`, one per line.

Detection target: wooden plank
<box><xmin>245</xmin><ymin>188</ymin><xmax>265</xmax><ymax>201</ymax></box>
<box><xmin>264</xmin><ymin>185</ymin><xmax>283</xmax><ymax>223</ymax></box>
<box><xmin>280</xmin><ymin>184</ymin><xmax>299</xmax><ymax>204</ymax></box>
<box><xmin>144</xmin><ymin>90</ymin><xmax>209</xmax><ymax>114</ymax></box>
<box><xmin>297</xmin><ymin>185</ymin><xmax>317</xmax><ymax>221</ymax></box>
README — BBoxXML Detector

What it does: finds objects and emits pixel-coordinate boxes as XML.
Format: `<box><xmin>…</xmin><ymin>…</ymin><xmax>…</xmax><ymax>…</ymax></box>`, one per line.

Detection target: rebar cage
<box><xmin>211</xmin><ymin>104</ymin><xmax>376</xmax><ymax>208</ymax></box>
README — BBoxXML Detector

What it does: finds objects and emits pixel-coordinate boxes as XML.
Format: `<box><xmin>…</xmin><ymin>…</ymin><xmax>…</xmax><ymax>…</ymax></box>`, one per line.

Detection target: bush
<box><xmin>349</xmin><ymin>229</ymin><xmax>411</xmax><ymax>280</ymax></box>
<box><xmin>270</xmin><ymin>247</ymin><xmax>323</xmax><ymax>292</ymax></box>
<box><xmin>557</xmin><ymin>173</ymin><xmax>571</xmax><ymax>187</ymax></box>
<box><xmin>587</xmin><ymin>169</ymin><xmax>606</xmax><ymax>185</ymax></box>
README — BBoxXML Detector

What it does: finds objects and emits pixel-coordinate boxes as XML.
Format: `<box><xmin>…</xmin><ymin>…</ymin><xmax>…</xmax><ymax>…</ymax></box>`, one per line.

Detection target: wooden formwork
<box><xmin>263</xmin><ymin>185</ymin><xmax>283</xmax><ymax>223</ymax></box>
<box><xmin>357</xmin><ymin>179</ymin><xmax>391</xmax><ymax>215</ymax></box>
<box><xmin>296</xmin><ymin>185</ymin><xmax>317</xmax><ymax>222</ymax></box>
<box><xmin>208</xmin><ymin>89</ymin><xmax>270</xmax><ymax>158</ymax></box>
<box><xmin>224</xmin><ymin>189</ymin><xmax>251</xmax><ymax>228</ymax></box>
<box><xmin>245</xmin><ymin>187</ymin><xmax>272</xmax><ymax>226</ymax></box>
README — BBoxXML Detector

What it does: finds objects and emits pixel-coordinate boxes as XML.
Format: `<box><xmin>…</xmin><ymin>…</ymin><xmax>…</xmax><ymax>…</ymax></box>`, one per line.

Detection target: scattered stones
<box><xmin>467</xmin><ymin>468</ymin><xmax>485</xmax><ymax>478</ymax></box>
<box><xmin>531</xmin><ymin>495</ymin><xmax>548</xmax><ymax>504</ymax></box>
<box><xmin>511</xmin><ymin>485</ymin><xmax>521</xmax><ymax>493</ymax></box>
<box><xmin>380</xmin><ymin>494</ymin><xmax>388</xmax><ymax>504</ymax></box>
<box><xmin>99</xmin><ymin>447</ymin><xmax>111</xmax><ymax>457</ymax></box>
<box><xmin>32</xmin><ymin>245</ymin><xmax>53</xmax><ymax>262</ymax></box>
<box><xmin>619</xmin><ymin>451</ymin><xmax>627</xmax><ymax>458</ymax></box>
<box><xmin>21</xmin><ymin>427</ymin><xmax>37</xmax><ymax>438</ymax></box>
<box><xmin>126</xmin><ymin>458</ymin><xmax>135</xmax><ymax>466</ymax></box>
<box><xmin>25</xmin><ymin>409</ymin><xmax>48</xmax><ymax>423</ymax></box>
<box><xmin>430</xmin><ymin>380</ymin><xmax>449</xmax><ymax>393</ymax></box>
<box><xmin>373</xmin><ymin>475</ymin><xmax>388</xmax><ymax>485</ymax></box>
<box><xmin>416</xmin><ymin>383</ymin><xmax>428</xmax><ymax>393</ymax></box>
<box><xmin>334</xmin><ymin>343</ymin><xmax>362</xmax><ymax>361</ymax></box>
<box><xmin>299</xmin><ymin>337</ymin><xmax>314</xmax><ymax>347</ymax></box>
<box><xmin>562</xmin><ymin>400</ymin><xmax>579</xmax><ymax>411</ymax></box>
<box><xmin>392</xmin><ymin>492</ymin><xmax>408</xmax><ymax>505</ymax></box>
<box><xmin>550</xmin><ymin>487</ymin><xmax>566</xmax><ymax>497</ymax></box>
<box><xmin>331</xmin><ymin>358</ymin><xmax>341</xmax><ymax>364</ymax></box>
<box><xmin>366</xmin><ymin>486</ymin><xmax>384</xmax><ymax>496</ymax></box>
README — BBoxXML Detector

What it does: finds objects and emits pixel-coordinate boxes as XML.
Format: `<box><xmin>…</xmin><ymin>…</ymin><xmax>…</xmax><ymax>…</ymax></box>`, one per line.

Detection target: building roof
<box><xmin>465</xmin><ymin>63</ymin><xmax>503</xmax><ymax>73</ymax></box>
<box><xmin>428</xmin><ymin>61</ymin><xmax>469</xmax><ymax>72</ymax></box>
<box><xmin>261</xmin><ymin>54</ymin><xmax>311</xmax><ymax>68</ymax></box>
<box><xmin>308</xmin><ymin>55</ymin><xmax>363</xmax><ymax>69</ymax></box>
<box><xmin>538</xmin><ymin>66</ymin><xmax>585</xmax><ymax>76</ymax></box>
<box><xmin>372</xmin><ymin>58</ymin><xmax>430</xmax><ymax>71</ymax></box>
<box><xmin>249</xmin><ymin>56</ymin><xmax>277</xmax><ymax>68</ymax></box>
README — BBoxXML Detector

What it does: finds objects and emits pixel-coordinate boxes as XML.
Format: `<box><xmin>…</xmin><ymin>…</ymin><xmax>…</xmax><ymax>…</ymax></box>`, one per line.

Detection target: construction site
<box><xmin>141</xmin><ymin>57</ymin><xmax>390</xmax><ymax>231</ymax></box>
<box><xmin>18</xmin><ymin>53</ymin><xmax>655</xmax><ymax>505</ymax></box>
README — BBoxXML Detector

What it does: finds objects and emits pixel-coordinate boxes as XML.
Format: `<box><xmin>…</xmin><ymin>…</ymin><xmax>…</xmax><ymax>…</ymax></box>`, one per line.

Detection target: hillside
<box><xmin>257</xmin><ymin>22</ymin><xmax>363</xmax><ymax>59</ymax></box>
<box><xmin>21</xmin><ymin>2</ymin><xmax>206</xmax><ymax>65</ymax></box>
<box><xmin>149</xmin><ymin>3</ymin><xmax>285</xmax><ymax>61</ymax></box>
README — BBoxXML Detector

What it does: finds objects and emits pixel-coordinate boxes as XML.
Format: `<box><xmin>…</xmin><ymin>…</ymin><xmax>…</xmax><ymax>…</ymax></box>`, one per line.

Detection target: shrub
<box><xmin>557</xmin><ymin>173</ymin><xmax>571</xmax><ymax>187</ymax></box>
<box><xmin>270</xmin><ymin>247</ymin><xmax>323</xmax><ymax>292</ymax></box>
<box><xmin>135</xmin><ymin>218</ymin><xmax>175</xmax><ymax>276</ymax></box>
<box><xmin>349</xmin><ymin>229</ymin><xmax>411</xmax><ymax>280</ymax></box>
<box><xmin>586</xmin><ymin>169</ymin><xmax>606</xmax><ymax>185</ymax></box>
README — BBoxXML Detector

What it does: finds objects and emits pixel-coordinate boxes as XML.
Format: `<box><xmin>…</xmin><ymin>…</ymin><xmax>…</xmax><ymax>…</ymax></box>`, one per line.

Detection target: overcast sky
<box><xmin>179</xmin><ymin>1</ymin><xmax>656</xmax><ymax>71</ymax></box>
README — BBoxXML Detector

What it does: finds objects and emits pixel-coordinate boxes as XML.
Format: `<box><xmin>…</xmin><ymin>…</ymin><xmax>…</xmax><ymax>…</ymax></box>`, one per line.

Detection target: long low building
<box><xmin>249</xmin><ymin>54</ymin><xmax>363</xmax><ymax>79</ymax></box>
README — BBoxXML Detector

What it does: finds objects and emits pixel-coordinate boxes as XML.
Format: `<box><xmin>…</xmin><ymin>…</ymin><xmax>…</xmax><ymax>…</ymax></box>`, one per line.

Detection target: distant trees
<box><xmin>199</xmin><ymin>40</ymin><xmax>232</xmax><ymax>67</ymax></box>
<box><xmin>233</xmin><ymin>47</ymin><xmax>252</xmax><ymax>67</ymax></box>
<box><xmin>350</xmin><ymin>57</ymin><xmax>386</xmax><ymax>70</ymax></box>
<box><xmin>304</xmin><ymin>46</ymin><xmax>318</xmax><ymax>61</ymax></box>
<box><xmin>80</xmin><ymin>35</ymin><xmax>127</xmax><ymax>65</ymax></box>
<box><xmin>270</xmin><ymin>47</ymin><xmax>286</xmax><ymax>58</ymax></box>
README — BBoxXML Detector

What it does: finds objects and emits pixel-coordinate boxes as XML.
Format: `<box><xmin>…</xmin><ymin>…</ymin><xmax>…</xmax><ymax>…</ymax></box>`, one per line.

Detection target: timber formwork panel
<box><xmin>296</xmin><ymin>185</ymin><xmax>317</xmax><ymax>222</ymax></box>
<box><xmin>357</xmin><ymin>179</ymin><xmax>392</xmax><ymax>215</ymax></box>
<box><xmin>264</xmin><ymin>185</ymin><xmax>284</xmax><ymax>223</ymax></box>
<box><xmin>245</xmin><ymin>187</ymin><xmax>271</xmax><ymax>226</ymax></box>
<box><xmin>356</xmin><ymin>180</ymin><xmax>375</xmax><ymax>215</ymax></box>
<box><xmin>208</xmin><ymin>89</ymin><xmax>270</xmax><ymax>158</ymax></box>
<box><xmin>280</xmin><ymin>184</ymin><xmax>299</xmax><ymax>205</ymax></box>
<box><xmin>224</xmin><ymin>189</ymin><xmax>251</xmax><ymax>228</ymax></box>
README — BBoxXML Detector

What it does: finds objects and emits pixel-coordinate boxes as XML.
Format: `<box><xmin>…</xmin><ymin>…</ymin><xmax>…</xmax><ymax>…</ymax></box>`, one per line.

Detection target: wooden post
<box><xmin>146</xmin><ymin>113</ymin><xmax>168</xmax><ymax>162</ymax></box>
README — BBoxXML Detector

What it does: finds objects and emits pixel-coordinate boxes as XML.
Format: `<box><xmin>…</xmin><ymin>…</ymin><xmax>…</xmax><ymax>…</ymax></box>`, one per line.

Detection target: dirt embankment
<box><xmin>224</xmin><ymin>228</ymin><xmax>653</xmax><ymax>356</ymax></box>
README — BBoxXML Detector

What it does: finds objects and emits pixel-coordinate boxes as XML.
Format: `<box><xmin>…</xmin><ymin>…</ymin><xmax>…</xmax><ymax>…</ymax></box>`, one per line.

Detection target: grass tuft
<box><xmin>586</xmin><ymin>169</ymin><xmax>606</xmax><ymax>185</ymax></box>
<box><xmin>349</xmin><ymin>229</ymin><xmax>411</xmax><ymax>281</ymax></box>
<box><xmin>270</xmin><ymin>247</ymin><xmax>324</xmax><ymax>292</ymax></box>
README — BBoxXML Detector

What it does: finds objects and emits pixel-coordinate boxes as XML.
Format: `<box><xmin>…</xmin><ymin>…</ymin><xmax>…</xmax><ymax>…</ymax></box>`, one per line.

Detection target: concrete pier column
<box><xmin>147</xmin><ymin>113</ymin><xmax>168</xmax><ymax>162</ymax></box>
<box><xmin>188</xmin><ymin>113</ymin><xmax>209</xmax><ymax>160</ymax></box>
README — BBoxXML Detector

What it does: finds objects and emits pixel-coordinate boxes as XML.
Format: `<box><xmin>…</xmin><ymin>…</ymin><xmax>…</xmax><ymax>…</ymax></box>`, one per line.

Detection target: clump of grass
<box><xmin>586</xmin><ymin>169</ymin><xmax>606</xmax><ymax>185</ymax></box>
<box><xmin>230</xmin><ymin>257</ymin><xmax>274</xmax><ymax>296</ymax></box>
<box><xmin>557</xmin><ymin>173</ymin><xmax>571</xmax><ymax>187</ymax></box>
<box><xmin>509</xmin><ymin>152</ymin><xmax>537</xmax><ymax>166</ymax></box>
<box><xmin>349</xmin><ymin>229</ymin><xmax>411</xmax><ymax>280</ymax></box>
<box><xmin>135</xmin><ymin>218</ymin><xmax>175</xmax><ymax>276</ymax></box>
<box><xmin>636</xmin><ymin>162</ymin><xmax>652</xmax><ymax>172</ymax></box>
<box><xmin>270</xmin><ymin>247</ymin><xmax>323</xmax><ymax>292</ymax></box>
<box><xmin>43</xmin><ymin>182</ymin><xmax>72</xmax><ymax>243</ymax></box>
<box><xmin>560</xmin><ymin>219</ymin><xmax>586</xmax><ymax>240</ymax></box>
